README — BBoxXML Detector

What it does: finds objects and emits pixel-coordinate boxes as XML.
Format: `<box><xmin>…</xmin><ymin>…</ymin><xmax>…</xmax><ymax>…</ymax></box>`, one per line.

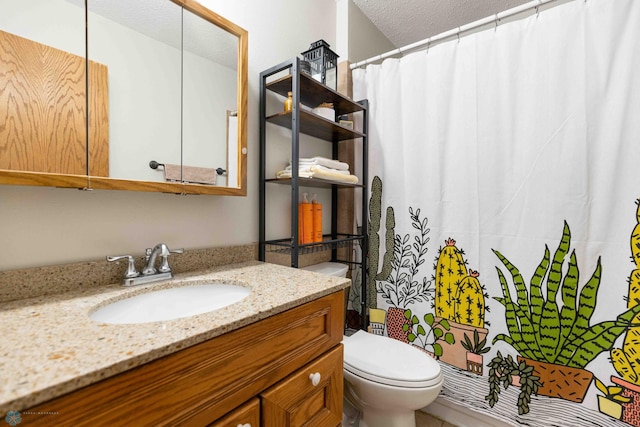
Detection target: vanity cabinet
<box><xmin>25</xmin><ymin>291</ymin><xmax>344</xmax><ymax>426</ymax></box>
<box><xmin>208</xmin><ymin>398</ymin><xmax>260</xmax><ymax>427</ymax></box>
<box><xmin>261</xmin><ymin>345</ymin><xmax>343</xmax><ymax>426</ymax></box>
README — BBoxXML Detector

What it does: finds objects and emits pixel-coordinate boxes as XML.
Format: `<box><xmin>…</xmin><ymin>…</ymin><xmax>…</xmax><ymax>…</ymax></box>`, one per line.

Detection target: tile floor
<box><xmin>343</xmin><ymin>396</ymin><xmax>457</xmax><ymax>426</ymax></box>
<box><xmin>416</xmin><ymin>411</ymin><xmax>458</xmax><ymax>427</ymax></box>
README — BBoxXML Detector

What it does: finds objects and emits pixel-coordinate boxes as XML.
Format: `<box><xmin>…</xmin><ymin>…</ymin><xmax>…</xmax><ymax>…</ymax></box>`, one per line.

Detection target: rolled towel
<box><xmin>275</xmin><ymin>167</ymin><xmax>358</xmax><ymax>184</ymax></box>
<box><xmin>163</xmin><ymin>163</ymin><xmax>217</xmax><ymax>185</ymax></box>
<box><xmin>291</xmin><ymin>157</ymin><xmax>350</xmax><ymax>171</ymax></box>
<box><xmin>284</xmin><ymin>164</ymin><xmax>350</xmax><ymax>175</ymax></box>
<box><xmin>276</xmin><ymin>169</ymin><xmax>314</xmax><ymax>179</ymax></box>
<box><xmin>309</xmin><ymin>165</ymin><xmax>359</xmax><ymax>184</ymax></box>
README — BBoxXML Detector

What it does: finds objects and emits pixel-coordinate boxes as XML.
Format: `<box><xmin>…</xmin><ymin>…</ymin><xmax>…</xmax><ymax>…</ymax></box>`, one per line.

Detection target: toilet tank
<box><xmin>302</xmin><ymin>262</ymin><xmax>348</xmax><ymax>278</ymax></box>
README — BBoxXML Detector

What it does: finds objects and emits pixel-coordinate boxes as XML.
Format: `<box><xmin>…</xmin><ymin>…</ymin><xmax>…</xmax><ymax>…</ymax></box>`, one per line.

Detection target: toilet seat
<box><xmin>343</xmin><ymin>330</ymin><xmax>442</xmax><ymax>388</ymax></box>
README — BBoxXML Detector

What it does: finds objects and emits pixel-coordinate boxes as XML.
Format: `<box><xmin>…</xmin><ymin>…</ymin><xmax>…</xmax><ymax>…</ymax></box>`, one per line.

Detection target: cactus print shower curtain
<box><xmin>352</xmin><ymin>0</ymin><xmax>640</xmax><ymax>425</ymax></box>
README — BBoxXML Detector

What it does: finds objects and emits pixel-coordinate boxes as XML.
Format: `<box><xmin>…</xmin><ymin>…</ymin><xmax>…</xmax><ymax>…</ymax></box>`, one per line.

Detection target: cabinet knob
<box><xmin>309</xmin><ymin>372</ymin><xmax>321</xmax><ymax>387</ymax></box>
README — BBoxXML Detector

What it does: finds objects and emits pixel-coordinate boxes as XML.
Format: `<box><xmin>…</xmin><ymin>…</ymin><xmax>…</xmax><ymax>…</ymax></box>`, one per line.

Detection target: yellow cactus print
<box><xmin>435</xmin><ymin>239</ymin><xmax>486</xmax><ymax>327</ymax></box>
<box><xmin>611</xmin><ymin>199</ymin><xmax>640</xmax><ymax>384</ymax></box>
<box><xmin>454</xmin><ymin>270</ymin><xmax>485</xmax><ymax>328</ymax></box>
<box><xmin>435</xmin><ymin>238</ymin><xmax>468</xmax><ymax>320</ymax></box>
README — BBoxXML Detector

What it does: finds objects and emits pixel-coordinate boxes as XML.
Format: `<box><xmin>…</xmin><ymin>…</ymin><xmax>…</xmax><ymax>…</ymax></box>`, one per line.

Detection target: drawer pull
<box><xmin>236</xmin><ymin>424</ymin><xmax>251</xmax><ymax>427</ymax></box>
<box><xmin>309</xmin><ymin>372</ymin><xmax>321</xmax><ymax>386</ymax></box>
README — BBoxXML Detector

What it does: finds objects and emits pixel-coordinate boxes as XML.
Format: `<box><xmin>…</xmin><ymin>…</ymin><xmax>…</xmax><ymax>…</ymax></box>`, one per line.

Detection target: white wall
<box><xmin>347</xmin><ymin>0</ymin><xmax>396</xmax><ymax>63</ymax></box>
<box><xmin>0</xmin><ymin>0</ymin><xmax>336</xmax><ymax>270</ymax></box>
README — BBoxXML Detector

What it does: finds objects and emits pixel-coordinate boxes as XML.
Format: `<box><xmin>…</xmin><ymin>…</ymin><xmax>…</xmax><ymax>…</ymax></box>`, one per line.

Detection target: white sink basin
<box><xmin>90</xmin><ymin>283</ymin><xmax>251</xmax><ymax>324</ymax></box>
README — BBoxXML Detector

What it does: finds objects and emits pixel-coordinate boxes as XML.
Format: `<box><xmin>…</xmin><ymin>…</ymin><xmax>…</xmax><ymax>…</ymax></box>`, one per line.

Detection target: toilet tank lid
<box><xmin>301</xmin><ymin>262</ymin><xmax>348</xmax><ymax>277</ymax></box>
<box><xmin>343</xmin><ymin>330</ymin><xmax>442</xmax><ymax>384</ymax></box>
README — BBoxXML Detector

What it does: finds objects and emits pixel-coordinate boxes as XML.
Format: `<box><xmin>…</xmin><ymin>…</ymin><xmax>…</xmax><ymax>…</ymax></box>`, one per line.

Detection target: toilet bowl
<box><xmin>342</xmin><ymin>330</ymin><xmax>443</xmax><ymax>427</ymax></box>
<box><xmin>302</xmin><ymin>262</ymin><xmax>443</xmax><ymax>427</ymax></box>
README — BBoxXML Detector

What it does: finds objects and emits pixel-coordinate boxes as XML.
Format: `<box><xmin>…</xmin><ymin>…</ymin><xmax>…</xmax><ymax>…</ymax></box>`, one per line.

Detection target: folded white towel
<box><xmin>284</xmin><ymin>164</ymin><xmax>350</xmax><ymax>175</ymax></box>
<box><xmin>276</xmin><ymin>169</ymin><xmax>314</xmax><ymax>179</ymax></box>
<box><xmin>276</xmin><ymin>166</ymin><xmax>359</xmax><ymax>184</ymax></box>
<box><xmin>290</xmin><ymin>157</ymin><xmax>350</xmax><ymax>171</ymax></box>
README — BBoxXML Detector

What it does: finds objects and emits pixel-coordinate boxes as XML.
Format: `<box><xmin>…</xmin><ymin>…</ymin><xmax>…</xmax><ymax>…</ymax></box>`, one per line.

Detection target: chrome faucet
<box><xmin>107</xmin><ymin>243</ymin><xmax>184</xmax><ymax>287</ymax></box>
<box><xmin>143</xmin><ymin>243</ymin><xmax>184</xmax><ymax>275</ymax></box>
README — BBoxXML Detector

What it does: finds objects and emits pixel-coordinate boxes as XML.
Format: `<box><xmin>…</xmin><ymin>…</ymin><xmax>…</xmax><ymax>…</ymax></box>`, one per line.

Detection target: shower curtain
<box><xmin>353</xmin><ymin>0</ymin><xmax>640</xmax><ymax>425</ymax></box>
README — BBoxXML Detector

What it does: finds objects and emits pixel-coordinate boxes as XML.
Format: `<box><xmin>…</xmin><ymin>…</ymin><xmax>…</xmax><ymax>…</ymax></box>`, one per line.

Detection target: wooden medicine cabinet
<box><xmin>0</xmin><ymin>0</ymin><xmax>247</xmax><ymax>195</ymax></box>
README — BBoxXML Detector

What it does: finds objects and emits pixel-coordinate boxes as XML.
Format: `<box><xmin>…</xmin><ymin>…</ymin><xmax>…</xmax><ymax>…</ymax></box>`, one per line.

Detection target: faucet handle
<box><xmin>106</xmin><ymin>255</ymin><xmax>140</xmax><ymax>278</ymax></box>
<box><xmin>158</xmin><ymin>248</ymin><xmax>184</xmax><ymax>273</ymax></box>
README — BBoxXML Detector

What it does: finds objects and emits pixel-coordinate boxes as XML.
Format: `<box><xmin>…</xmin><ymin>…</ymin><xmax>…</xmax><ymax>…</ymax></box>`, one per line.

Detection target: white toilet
<box><xmin>302</xmin><ymin>262</ymin><xmax>444</xmax><ymax>427</ymax></box>
<box><xmin>343</xmin><ymin>330</ymin><xmax>443</xmax><ymax>427</ymax></box>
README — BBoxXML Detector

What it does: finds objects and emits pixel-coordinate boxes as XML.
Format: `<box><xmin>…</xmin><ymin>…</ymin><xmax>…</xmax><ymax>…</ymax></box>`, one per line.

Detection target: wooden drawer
<box><xmin>26</xmin><ymin>291</ymin><xmax>344</xmax><ymax>426</ymax></box>
<box><xmin>261</xmin><ymin>345</ymin><xmax>343</xmax><ymax>427</ymax></box>
<box><xmin>209</xmin><ymin>397</ymin><xmax>260</xmax><ymax>427</ymax></box>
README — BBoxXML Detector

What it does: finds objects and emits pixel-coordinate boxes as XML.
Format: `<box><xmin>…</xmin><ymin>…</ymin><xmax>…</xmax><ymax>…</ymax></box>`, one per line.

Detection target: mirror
<box><xmin>0</xmin><ymin>0</ymin><xmax>247</xmax><ymax>195</ymax></box>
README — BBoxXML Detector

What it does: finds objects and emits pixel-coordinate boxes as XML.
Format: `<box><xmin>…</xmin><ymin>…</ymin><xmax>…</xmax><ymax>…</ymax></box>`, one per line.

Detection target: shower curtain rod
<box><xmin>350</xmin><ymin>0</ymin><xmax>564</xmax><ymax>69</ymax></box>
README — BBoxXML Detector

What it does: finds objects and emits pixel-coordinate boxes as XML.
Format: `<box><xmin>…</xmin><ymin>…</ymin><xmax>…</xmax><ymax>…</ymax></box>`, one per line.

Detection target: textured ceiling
<box><xmin>352</xmin><ymin>0</ymin><xmax>532</xmax><ymax>48</ymax></box>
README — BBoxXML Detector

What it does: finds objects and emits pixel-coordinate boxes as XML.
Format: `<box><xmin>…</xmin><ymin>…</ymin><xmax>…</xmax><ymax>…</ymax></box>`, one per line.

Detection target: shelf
<box><xmin>266</xmin><ymin>110</ymin><xmax>365</xmax><ymax>142</ymax></box>
<box><xmin>260</xmin><ymin>59</ymin><xmax>368</xmax><ymax>330</ymax></box>
<box><xmin>267</xmin><ymin>73</ymin><xmax>365</xmax><ymax>116</ymax></box>
<box><xmin>266</xmin><ymin>177</ymin><xmax>363</xmax><ymax>188</ymax></box>
<box><xmin>265</xmin><ymin>234</ymin><xmax>363</xmax><ymax>255</ymax></box>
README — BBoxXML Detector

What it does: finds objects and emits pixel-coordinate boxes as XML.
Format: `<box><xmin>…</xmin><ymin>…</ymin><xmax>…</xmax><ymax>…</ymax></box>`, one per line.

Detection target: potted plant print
<box><xmin>461</xmin><ymin>329</ymin><xmax>491</xmax><ymax>375</ymax></box>
<box><xmin>594</xmin><ymin>377</ymin><xmax>630</xmax><ymax>420</ymax></box>
<box><xmin>403</xmin><ymin>310</ymin><xmax>455</xmax><ymax>358</ymax></box>
<box><xmin>491</xmin><ymin>221</ymin><xmax>640</xmax><ymax>403</ymax></box>
<box><xmin>432</xmin><ymin>238</ymin><xmax>489</xmax><ymax>370</ymax></box>
<box><xmin>486</xmin><ymin>351</ymin><xmax>541</xmax><ymax>415</ymax></box>
<box><xmin>609</xmin><ymin>199</ymin><xmax>640</xmax><ymax>426</ymax></box>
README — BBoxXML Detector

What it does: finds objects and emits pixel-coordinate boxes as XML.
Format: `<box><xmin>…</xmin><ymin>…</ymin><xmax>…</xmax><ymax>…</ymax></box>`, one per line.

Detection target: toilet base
<box><xmin>345</xmin><ymin>380</ymin><xmax>424</xmax><ymax>427</ymax></box>
<box><xmin>360</xmin><ymin>408</ymin><xmax>416</xmax><ymax>427</ymax></box>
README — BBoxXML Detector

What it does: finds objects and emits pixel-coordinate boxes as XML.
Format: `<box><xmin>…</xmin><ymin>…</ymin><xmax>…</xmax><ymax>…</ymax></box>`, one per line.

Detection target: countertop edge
<box><xmin>0</xmin><ymin>262</ymin><xmax>351</xmax><ymax>413</ymax></box>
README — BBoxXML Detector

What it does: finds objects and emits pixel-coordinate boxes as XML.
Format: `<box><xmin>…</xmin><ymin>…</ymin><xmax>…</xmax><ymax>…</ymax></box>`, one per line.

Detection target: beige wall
<box><xmin>347</xmin><ymin>0</ymin><xmax>396</xmax><ymax>64</ymax></box>
<box><xmin>0</xmin><ymin>0</ymin><xmax>337</xmax><ymax>270</ymax></box>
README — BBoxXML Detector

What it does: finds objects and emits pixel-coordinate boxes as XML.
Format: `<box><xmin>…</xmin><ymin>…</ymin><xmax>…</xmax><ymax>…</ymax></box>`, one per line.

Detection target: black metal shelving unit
<box><xmin>259</xmin><ymin>57</ymin><xmax>369</xmax><ymax>330</ymax></box>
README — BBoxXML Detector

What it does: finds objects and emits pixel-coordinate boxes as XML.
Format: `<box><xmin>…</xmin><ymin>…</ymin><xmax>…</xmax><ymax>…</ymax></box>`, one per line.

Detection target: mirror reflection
<box><xmin>86</xmin><ymin>0</ymin><xmax>183</xmax><ymax>182</ymax></box>
<box><xmin>0</xmin><ymin>0</ymin><xmax>246</xmax><ymax>192</ymax></box>
<box><xmin>0</xmin><ymin>0</ymin><xmax>88</xmax><ymax>175</ymax></box>
<box><xmin>182</xmin><ymin>6</ymin><xmax>238</xmax><ymax>187</ymax></box>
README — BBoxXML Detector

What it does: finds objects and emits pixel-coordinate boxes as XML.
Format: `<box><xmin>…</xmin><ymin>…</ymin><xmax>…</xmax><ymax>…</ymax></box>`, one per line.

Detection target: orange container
<box><xmin>312</xmin><ymin>194</ymin><xmax>322</xmax><ymax>243</ymax></box>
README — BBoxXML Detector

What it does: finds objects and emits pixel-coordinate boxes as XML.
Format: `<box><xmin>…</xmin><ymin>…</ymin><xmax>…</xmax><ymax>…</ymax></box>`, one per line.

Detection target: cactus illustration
<box><xmin>434</xmin><ymin>239</ymin><xmax>486</xmax><ymax>327</ymax></box>
<box><xmin>454</xmin><ymin>270</ymin><xmax>485</xmax><ymax>328</ymax></box>
<box><xmin>435</xmin><ymin>238</ymin><xmax>468</xmax><ymax>319</ymax></box>
<box><xmin>611</xmin><ymin>199</ymin><xmax>640</xmax><ymax>384</ymax></box>
<box><xmin>367</xmin><ymin>176</ymin><xmax>395</xmax><ymax>310</ymax></box>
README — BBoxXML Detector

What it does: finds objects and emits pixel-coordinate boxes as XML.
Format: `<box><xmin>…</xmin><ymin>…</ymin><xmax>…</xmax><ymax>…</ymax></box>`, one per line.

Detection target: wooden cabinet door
<box><xmin>209</xmin><ymin>397</ymin><xmax>260</xmax><ymax>427</ymax></box>
<box><xmin>0</xmin><ymin>29</ymin><xmax>109</xmax><ymax>176</ymax></box>
<box><xmin>261</xmin><ymin>345</ymin><xmax>343</xmax><ymax>427</ymax></box>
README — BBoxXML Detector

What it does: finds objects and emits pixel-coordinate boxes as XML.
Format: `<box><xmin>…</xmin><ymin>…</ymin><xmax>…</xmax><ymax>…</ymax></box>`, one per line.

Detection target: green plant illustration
<box><xmin>486</xmin><ymin>351</ymin><xmax>542</xmax><ymax>415</ymax></box>
<box><xmin>611</xmin><ymin>199</ymin><xmax>640</xmax><ymax>384</ymax></box>
<box><xmin>492</xmin><ymin>220</ymin><xmax>640</xmax><ymax>368</ymax></box>
<box><xmin>461</xmin><ymin>329</ymin><xmax>491</xmax><ymax>355</ymax></box>
<box><xmin>434</xmin><ymin>239</ymin><xmax>488</xmax><ymax>328</ymax></box>
<box><xmin>377</xmin><ymin>206</ymin><xmax>434</xmax><ymax>308</ymax></box>
<box><xmin>367</xmin><ymin>176</ymin><xmax>395</xmax><ymax>310</ymax></box>
<box><xmin>348</xmin><ymin>266</ymin><xmax>362</xmax><ymax>312</ymax></box>
<box><xmin>403</xmin><ymin>310</ymin><xmax>455</xmax><ymax>357</ymax></box>
<box><xmin>594</xmin><ymin>377</ymin><xmax>631</xmax><ymax>404</ymax></box>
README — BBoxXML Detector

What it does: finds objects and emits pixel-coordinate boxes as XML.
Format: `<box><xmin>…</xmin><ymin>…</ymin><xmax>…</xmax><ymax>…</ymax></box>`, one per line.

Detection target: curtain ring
<box><xmin>457</xmin><ymin>27</ymin><xmax>461</xmax><ymax>43</ymax></box>
<box><xmin>494</xmin><ymin>13</ymin><xmax>499</xmax><ymax>31</ymax></box>
<box><xmin>536</xmin><ymin>0</ymin><xmax>542</xmax><ymax>18</ymax></box>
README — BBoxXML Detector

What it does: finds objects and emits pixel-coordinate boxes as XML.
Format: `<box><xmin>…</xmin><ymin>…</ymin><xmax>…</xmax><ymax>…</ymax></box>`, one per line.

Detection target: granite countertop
<box><xmin>0</xmin><ymin>261</ymin><xmax>350</xmax><ymax>413</ymax></box>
